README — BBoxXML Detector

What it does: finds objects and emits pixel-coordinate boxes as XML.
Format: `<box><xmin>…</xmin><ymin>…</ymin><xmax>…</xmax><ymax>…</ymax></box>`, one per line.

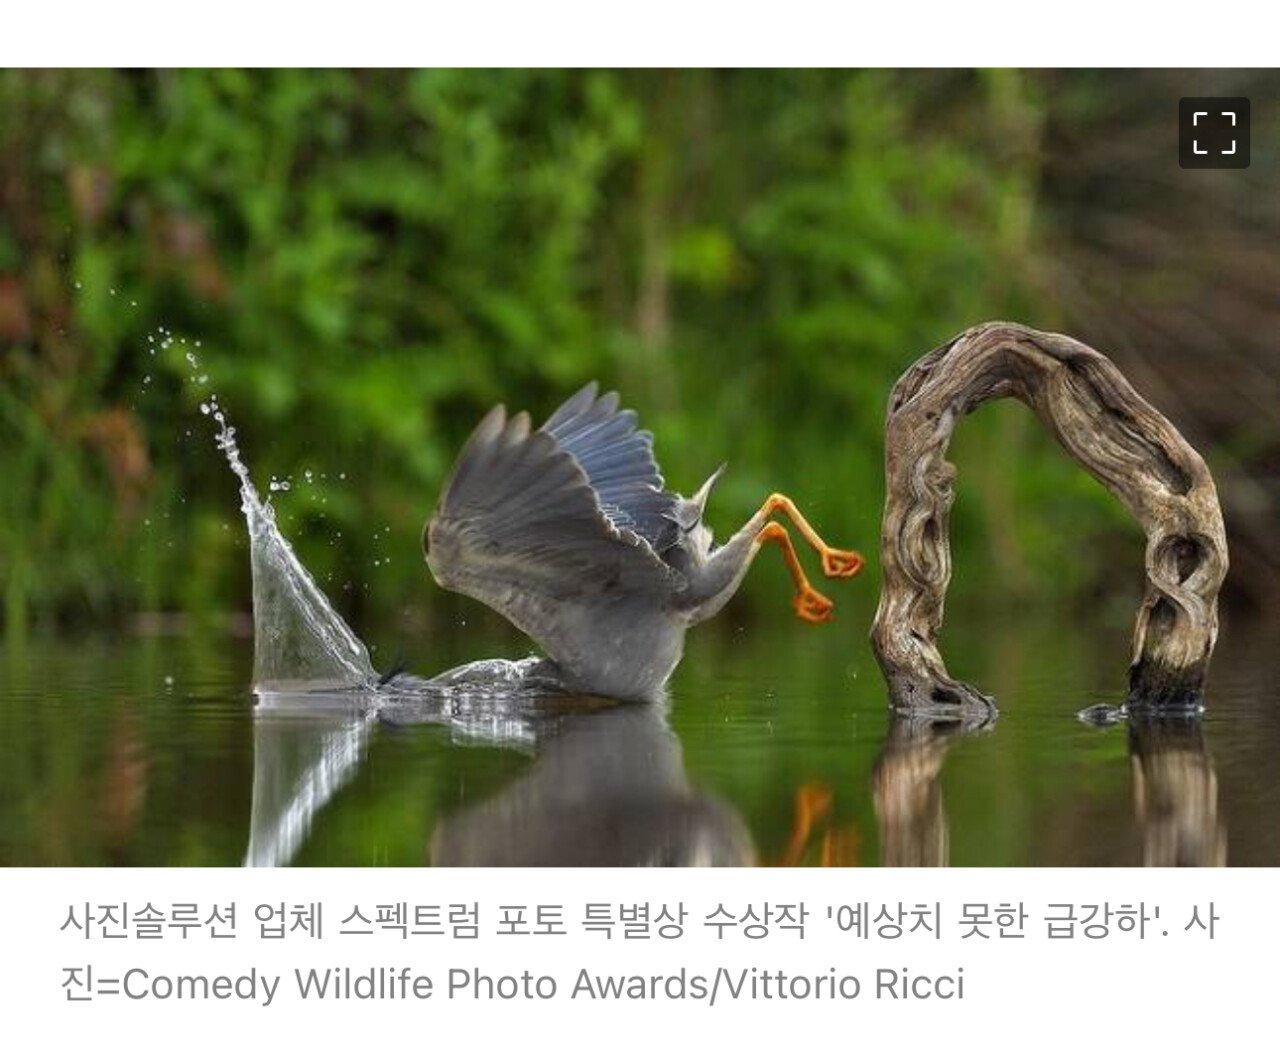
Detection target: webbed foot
<box><xmin>821</xmin><ymin>548</ymin><xmax>865</xmax><ymax>579</ymax></box>
<box><xmin>793</xmin><ymin>585</ymin><xmax>835</xmax><ymax>624</ymax></box>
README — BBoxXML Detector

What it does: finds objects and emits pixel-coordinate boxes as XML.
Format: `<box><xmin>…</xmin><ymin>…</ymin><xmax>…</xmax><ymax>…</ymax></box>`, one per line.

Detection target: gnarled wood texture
<box><xmin>870</xmin><ymin>322</ymin><xmax>1228</xmax><ymax>713</ymax></box>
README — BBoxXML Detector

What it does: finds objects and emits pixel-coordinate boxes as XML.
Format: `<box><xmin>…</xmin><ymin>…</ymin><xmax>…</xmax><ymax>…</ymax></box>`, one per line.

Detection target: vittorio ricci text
<box><xmin>112</xmin><ymin>965</ymin><xmax>967</xmax><ymax>1006</ymax></box>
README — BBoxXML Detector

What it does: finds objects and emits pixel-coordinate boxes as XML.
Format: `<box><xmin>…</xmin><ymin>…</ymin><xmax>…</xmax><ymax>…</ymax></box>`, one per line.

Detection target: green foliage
<box><xmin>0</xmin><ymin>69</ymin><xmax>1132</xmax><ymax>631</ymax></box>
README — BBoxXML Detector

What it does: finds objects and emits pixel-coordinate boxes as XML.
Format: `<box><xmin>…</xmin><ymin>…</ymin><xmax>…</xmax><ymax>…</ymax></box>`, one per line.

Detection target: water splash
<box><xmin>187</xmin><ymin>339</ymin><xmax>566</xmax><ymax>701</ymax></box>
<box><xmin>207</xmin><ymin>396</ymin><xmax>376</xmax><ymax>693</ymax></box>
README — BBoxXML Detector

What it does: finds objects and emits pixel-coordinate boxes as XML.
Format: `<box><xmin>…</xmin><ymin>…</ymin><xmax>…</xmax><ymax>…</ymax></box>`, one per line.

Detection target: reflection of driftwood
<box><xmin>871</xmin><ymin>711</ymin><xmax>991</xmax><ymax>867</ymax></box>
<box><xmin>1129</xmin><ymin>716</ymin><xmax>1227</xmax><ymax>867</ymax></box>
<box><xmin>871</xmin><ymin>322</ymin><xmax>1228</xmax><ymax>712</ymax></box>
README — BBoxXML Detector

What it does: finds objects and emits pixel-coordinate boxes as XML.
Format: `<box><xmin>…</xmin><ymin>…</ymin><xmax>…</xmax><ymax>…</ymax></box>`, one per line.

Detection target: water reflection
<box><xmin>244</xmin><ymin>691</ymin><xmax>753</xmax><ymax>867</ymax></box>
<box><xmin>422</xmin><ymin>701</ymin><xmax>753</xmax><ymax>866</ymax></box>
<box><xmin>866</xmin><ymin>705</ymin><xmax>1228</xmax><ymax>868</ymax></box>
<box><xmin>5</xmin><ymin>615</ymin><xmax>1274</xmax><ymax>867</ymax></box>
<box><xmin>1128</xmin><ymin>713</ymin><xmax>1227</xmax><ymax>867</ymax></box>
<box><xmin>244</xmin><ymin>694</ymin><xmax>375</xmax><ymax>867</ymax></box>
<box><xmin>243</xmin><ymin>693</ymin><xmax>1230</xmax><ymax>868</ymax></box>
<box><xmin>872</xmin><ymin>710</ymin><xmax>993</xmax><ymax>867</ymax></box>
<box><xmin>771</xmin><ymin>782</ymin><xmax>860</xmax><ymax>867</ymax></box>
<box><xmin>100</xmin><ymin>705</ymin><xmax>150</xmax><ymax>863</ymax></box>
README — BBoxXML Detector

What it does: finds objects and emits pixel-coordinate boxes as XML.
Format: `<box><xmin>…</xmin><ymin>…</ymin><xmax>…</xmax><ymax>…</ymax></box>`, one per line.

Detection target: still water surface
<box><xmin>2</xmin><ymin>602</ymin><xmax>1277</xmax><ymax>867</ymax></box>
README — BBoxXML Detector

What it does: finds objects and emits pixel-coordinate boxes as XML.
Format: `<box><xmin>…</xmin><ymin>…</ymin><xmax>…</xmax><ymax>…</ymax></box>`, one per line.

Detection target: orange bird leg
<box><xmin>759</xmin><ymin>493</ymin><xmax>864</xmax><ymax>579</ymax></box>
<box><xmin>755</xmin><ymin>522</ymin><xmax>834</xmax><ymax>624</ymax></box>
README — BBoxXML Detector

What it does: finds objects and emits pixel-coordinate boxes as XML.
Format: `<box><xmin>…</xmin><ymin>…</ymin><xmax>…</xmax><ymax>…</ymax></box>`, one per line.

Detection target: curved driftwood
<box><xmin>870</xmin><ymin>322</ymin><xmax>1228</xmax><ymax>712</ymax></box>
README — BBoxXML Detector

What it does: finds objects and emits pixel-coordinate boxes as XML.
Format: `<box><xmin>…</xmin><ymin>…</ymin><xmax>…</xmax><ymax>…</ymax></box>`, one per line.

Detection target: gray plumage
<box><xmin>425</xmin><ymin>382</ymin><xmax>770</xmax><ymax>700</ymax></box>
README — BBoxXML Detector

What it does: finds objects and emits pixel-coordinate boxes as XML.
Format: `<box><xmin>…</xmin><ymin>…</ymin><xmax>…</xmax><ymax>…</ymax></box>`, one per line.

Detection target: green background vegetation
<box><xmin>2</xmin><ymin>69</ymin><xmax>1277</xmax><ymax>638</ymax></box>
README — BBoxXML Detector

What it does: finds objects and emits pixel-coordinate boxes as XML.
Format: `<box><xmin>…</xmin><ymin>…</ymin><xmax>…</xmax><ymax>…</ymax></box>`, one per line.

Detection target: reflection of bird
<box><xmin>428</xmin><ymin>700</ymin><xmax>754</xmax><ymax>867</ymax></box>
<box><xmin>425</xmin><ymin>383</ymin><xmax>864</xmax><ymax>700</ymax></box>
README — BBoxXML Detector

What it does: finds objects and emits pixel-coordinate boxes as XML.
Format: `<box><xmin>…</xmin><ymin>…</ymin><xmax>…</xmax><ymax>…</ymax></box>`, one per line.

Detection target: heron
<box><xmin>424</xmin><ymin>382</ymin><xmax>864</xmax><ymax>700</ymax></box>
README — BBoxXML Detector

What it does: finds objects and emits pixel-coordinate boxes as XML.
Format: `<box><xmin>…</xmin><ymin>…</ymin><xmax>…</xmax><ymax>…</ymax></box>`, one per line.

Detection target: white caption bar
<box><xmin>1</xmin><ymin>867</ymin><xmax>1273</xmax><ymax>1054</ymax></box>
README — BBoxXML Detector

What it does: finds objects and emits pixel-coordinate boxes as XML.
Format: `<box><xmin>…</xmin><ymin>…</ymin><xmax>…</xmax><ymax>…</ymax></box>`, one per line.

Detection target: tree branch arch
<box><xmin>870</xmin><ymin>322</ymin><xmax>1228</xmax><ymax>713</ymax></box>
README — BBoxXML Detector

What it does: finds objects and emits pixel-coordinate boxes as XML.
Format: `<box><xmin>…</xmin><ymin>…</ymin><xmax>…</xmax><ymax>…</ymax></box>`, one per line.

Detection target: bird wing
<box><xmin>540</xmin><ymin>382</ymin><xmax>679</xmax><ymax>551</ymax></box>
<box><xmin>426</xmin><ymin>403</ymin><xmax>683</xmax><ymax>634</ymax></box>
